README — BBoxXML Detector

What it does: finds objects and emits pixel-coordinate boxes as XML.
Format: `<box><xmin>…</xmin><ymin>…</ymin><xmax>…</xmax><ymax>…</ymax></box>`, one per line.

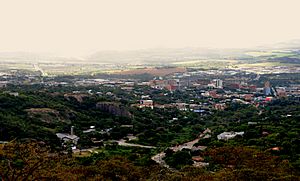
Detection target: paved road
<box><xmin>33</xmin><ymin>64</ymin><xmax>46</xmax><ymax>76</ymax></box>
<box><xmin>117</xmin><ymin>139</ymin><xmax>156</xmax><ymax>149</ymax></box>
<box><xmin>254</xmin><ymin>73</ymin><xmax>260</xmax><ymax>81</ymax></box>
<box><xmin>73</xmin><ymin>128</ymin><xmax>211</xmax><ymax>169</ymax></box>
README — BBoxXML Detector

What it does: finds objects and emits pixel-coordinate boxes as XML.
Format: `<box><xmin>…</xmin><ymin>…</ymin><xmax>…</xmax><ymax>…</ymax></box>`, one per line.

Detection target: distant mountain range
<box><xmin>1</xmin><ymin>40</ymin><xmax>300</xmax><ymax>64</ymax></box>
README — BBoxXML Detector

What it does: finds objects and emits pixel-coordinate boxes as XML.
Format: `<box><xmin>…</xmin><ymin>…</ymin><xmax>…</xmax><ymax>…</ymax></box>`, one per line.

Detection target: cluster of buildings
<box><xmin>148</xmin><ymin>78</ymin><xmax>180</xmax><ymax>92</ymax></box>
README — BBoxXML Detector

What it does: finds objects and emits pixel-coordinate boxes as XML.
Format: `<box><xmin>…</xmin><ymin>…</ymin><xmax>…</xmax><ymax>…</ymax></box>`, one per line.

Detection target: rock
<box><xmin>96</xmin><ymin>102</ymin><xmax>132</xmax><ymax>118</ymax></box>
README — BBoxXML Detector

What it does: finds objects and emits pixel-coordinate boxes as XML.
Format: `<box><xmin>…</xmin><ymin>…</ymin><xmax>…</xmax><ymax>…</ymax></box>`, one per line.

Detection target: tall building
<box><xmin>213</xmin><ymin>79</ymin><xmax>223</xmax><ymax>89</ymax></box>
<box><xmin>263</xmin><ymin>81</ymin><xmax>272</xmax><ymax>96</ymax></box>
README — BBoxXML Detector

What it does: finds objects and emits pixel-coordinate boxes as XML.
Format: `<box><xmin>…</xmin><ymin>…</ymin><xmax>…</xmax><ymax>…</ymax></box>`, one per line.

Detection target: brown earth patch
<box><xmin>25</xmin><ymin>108</ymin><xmax>69</xmax><ymax>124</ymax></box>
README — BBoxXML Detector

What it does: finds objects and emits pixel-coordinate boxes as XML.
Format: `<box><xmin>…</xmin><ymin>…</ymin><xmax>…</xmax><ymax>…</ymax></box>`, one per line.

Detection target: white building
<box><xmin>213</xmin><ymin>79</ymin><xmax>223</xmax><ymax>89</ymax></box>
<box><xmin>217</xmin><ymin>131</ymin><xmax>244</xmax><ymax>141</ymax></box>
<box><xmin>139</xmin><ymin>100</ymin><xmax>154</xmax><ymax>109</ymax></box>
<box><xmin>0</xmin><ymin>81</ymin><xmax>7</xmax><ymax>88</ymax></box>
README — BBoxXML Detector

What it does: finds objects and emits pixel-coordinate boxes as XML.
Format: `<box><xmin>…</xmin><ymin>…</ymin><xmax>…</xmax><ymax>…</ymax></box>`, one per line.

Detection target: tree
<box><xmin>0</xmin><ymin>141</ymin><xmax>58</xmax><ymax>180</ymax></box>
<box><xmin>164</xmin><ymin>150</ymin><xmax>193</xmax><ymax>169</ymax></box>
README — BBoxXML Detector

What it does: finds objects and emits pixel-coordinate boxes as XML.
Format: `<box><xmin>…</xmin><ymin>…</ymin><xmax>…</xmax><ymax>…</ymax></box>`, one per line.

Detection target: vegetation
<box><xmin>1</xmin><ymin>142</ymin><xmax>299</xmax><ymax>180</ymax></box>
<box><xmin>0</xmin><ymin>81</ymin><xmax>299</xmax><ymax>180</ymax></box>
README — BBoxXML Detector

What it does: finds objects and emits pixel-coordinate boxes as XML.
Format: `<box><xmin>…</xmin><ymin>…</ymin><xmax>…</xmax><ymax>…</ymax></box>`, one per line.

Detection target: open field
<box><xmin>0</xmin><ymin>54</ymin><xmax>298</xmax><ymax>76</ymax></box>
<box><xmin>0</xmin><ymin>62</ymin><xmax>35</xmax><ymax>71</ymax></box>
<box><xmin>237</xmin><ymin>62</ymin><xmax>284</xmax><ymax>67</ymax></box>
<box><xmin>236</xmin><ymin>61</ymin><xmax>299</xmax><ymax>68</ymax></box>
<box><xmin>115</xmin><ymin>67</ymin><xmax>186</xmax><ymax>76</ymax></box>
<box><xmin>172</xmin><ymin>59</ymin><xmax>238</xmax><ymax>65</ymax></box>
<box><xmin>245</xmin><ymin>50</ymin><xmax>295</xmax><ymax>57</ymax></box>
<box><xmin>172</xmin><ymin>59</ymin><xmax>239</xmax><ymax>69</ymax></box>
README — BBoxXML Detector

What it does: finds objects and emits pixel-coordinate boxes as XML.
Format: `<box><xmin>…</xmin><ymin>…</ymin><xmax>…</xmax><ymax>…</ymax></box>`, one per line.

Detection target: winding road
<box><xmin>151</xmin><ymin>128</ymin><xmax>211</xmax><ymax>168</ymax></box>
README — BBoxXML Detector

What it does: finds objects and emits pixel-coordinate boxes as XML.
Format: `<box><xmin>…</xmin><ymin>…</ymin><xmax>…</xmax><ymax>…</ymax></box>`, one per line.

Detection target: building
<box><xmin>265</xmin><ymin>97</ymin><xmax>273</xmax><ymax>102</ymax></box>
<box><xmin>0</xmin><ymin>81</ymin><xmax>7</xmax><ymax>88</ymax></box>
<box><xmin>83</xmin><ymin>126</ymin><xmax>96</xmax><ymax>134</ymax></box>
<box><xmin>209</xmin><ymin>90</ymin><xmax>219</xmax><ymax>98</ymax></box>
<box><xmin>8</xmin><ymin>92</ymin><xmax>19</xmax><ymax>97</ymax></box>
<box><xmin>149</xmin><ymin>79</ymin><xmax>180</xmax><ymax>91</ymax></box>
<box><xmin>263</xmin><ymin>81</ymin><xmax>272</xmax><ymax>96</ymax></box>
<box><xmin>139</xmin><ymin>100</ymin><xmax>154</xmax><ymax>109</ymax></box>
<box><xmin>276</xmin><ymin>87</ymin><xmax>287</xmax><ymax>98</ymax></box>
<box><xmin>212</xmin><ymin>79</ymin><xmax>223</xmax><ymax>89</ymax></box>
<box><xmin>227</xmin><ymin>83</ymin><xmax>241</xmax><ymax>90</ymax></box>
<box><xmin>165</xmin><ymin>84</ymin><xmax>178</xmax><ymax>92</ymax></box>
<box><xmin>56</xmin><ymin>126</ymin><xmax>79</xmax><ymax>150</ymax></box>
<box><xmin>216</xmin><ymin>79</ymin><xmax>223</xmax><ymax>88</ymax></box>
<box><xmin>244</xmin><ymin>94</ymin><xmax>253</xmax><ymax>101</ymax></box>
<box><xmin>214</xmin><ymin>103</ymin><xmax>226</xmax><ymax>110</ymax></box>
<box><xmin>217</xmin><ymin>131</ymin><xmax>244</xmax><ymax>141</ymax></box>
<box><xmin>249</xmin><ymin>85</ymin><xmax>257</xmax><ymax>92</ymax></box>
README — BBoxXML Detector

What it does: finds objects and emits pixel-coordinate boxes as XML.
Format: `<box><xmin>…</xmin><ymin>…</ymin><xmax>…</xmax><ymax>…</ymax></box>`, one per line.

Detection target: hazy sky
<box><xmin>1</xmin><ymin>0</ymin><xmax>300</xmax><ymax>56</ymax></box>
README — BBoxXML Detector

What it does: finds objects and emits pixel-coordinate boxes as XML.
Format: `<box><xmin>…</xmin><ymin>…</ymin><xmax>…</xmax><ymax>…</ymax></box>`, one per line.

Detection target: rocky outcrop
<box><xmin>96</xmin><ymin>102</ymin><xmax>132</xmax><ymax>118</ymax></box>
<box><xmin>64</xmin><ymin>93</ymin><xmax>89</xmax><ymax>103</ymax></box>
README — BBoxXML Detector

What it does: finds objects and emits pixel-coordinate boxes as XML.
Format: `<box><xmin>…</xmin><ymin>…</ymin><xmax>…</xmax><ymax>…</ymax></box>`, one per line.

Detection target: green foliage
<box><xmin>164</xmin><ymin>150</ymin><xmax>193</xmax><ymax>169</ymax></box>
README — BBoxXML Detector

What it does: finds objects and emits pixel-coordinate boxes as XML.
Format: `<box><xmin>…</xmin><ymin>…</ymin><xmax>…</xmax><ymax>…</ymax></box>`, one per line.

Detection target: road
<box><xmin>33</xmin><ymin>63</ymin><xmax>47</xmax><ymax>76</ymax></box>
<box><xmin>151</xmin><ymin>152</ymin><xmax>169</xmax><ymax>168</ymax></box>
<box><xmin>73</xmin><ymin>128</ymin><xmax>211</xmax><ymax>169</ymax></box>
<box><xmin>73</xmin><ymin>146</ymin><xmax>99</xmax><ymax>153</ymax></box>
<box><xmin>116</xmin><ymin>139</ymin><xmax>156</xmax><ymax>149</ymax></box>
<box><xmin>254</xmin><ymin>73</ymin><xmax>260</xmax><ymax>81</ymax></box>
<box><xmin>151</xmin><ymin>128</ymin><xmax>211</xmax><ymax>169</ymax></box>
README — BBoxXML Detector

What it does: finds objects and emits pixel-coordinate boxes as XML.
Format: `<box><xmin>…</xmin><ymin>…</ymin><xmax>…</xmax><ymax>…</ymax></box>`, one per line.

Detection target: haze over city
<box><xmin>1</xmin><ymin>0</ymin><xmax>300</xmax><ymax>57</ymax></box>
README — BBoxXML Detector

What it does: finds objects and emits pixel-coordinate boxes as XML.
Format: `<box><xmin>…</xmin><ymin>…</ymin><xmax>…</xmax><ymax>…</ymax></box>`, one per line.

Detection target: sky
<box><xmin>1</xmin><ymin>0</ymin><xmax>300</xmax><ymax>56</ymax></box>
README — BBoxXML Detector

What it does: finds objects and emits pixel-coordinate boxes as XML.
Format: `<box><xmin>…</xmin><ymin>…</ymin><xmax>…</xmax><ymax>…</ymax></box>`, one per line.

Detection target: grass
<box><xmin>237</xmin><ymin>62</ymin><xmax>283</xmax><ymax>67</ymax></box>
<box><xmin>245</xmin><ymin>50</ymin><xmax>295</xmax><ymax>58</ymax></box>
<box><xmin>171</xmin><ymin>59</ymin><xmax>238</xmax><ymax>69</ymax></box>
<box><xmin>73</xmin><ymin>151</ymin><xmax>92</xmax><ymax>157</ymax></box>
